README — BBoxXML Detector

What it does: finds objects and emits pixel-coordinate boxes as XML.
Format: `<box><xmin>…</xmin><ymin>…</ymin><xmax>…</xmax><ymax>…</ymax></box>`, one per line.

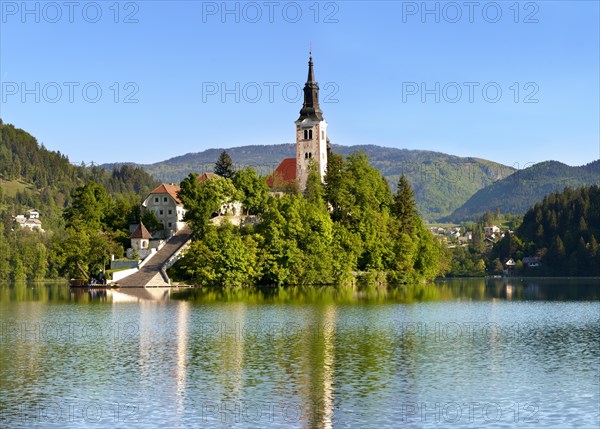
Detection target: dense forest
<box><xmin>171</xmin><ymin>151</ymin><xmax>449</xmax><ymax>287</ymax></box>
<box><xmin>448</xmin><ymin>185</ymin><xmax>600</xmax><ymax>277</ymax></box>
<box><xmin>0</xmin><ymin>120</ymin><xmax>159</xmax><ymax>281</ymax></box>
<box><xmin>491</xmin><ymin>185</ymin><xmax>600</xmax><ymax>276</ymax></box>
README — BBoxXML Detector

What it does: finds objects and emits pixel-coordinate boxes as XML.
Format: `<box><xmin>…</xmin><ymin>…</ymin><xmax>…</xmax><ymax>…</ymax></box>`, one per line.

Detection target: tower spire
<box><xmin>294</xmin><ymin>51</ymin><xmax>328</xmax><ymax>192</ymax></box>
<box><xmin>298</xmin><ymin>51</ymin><xmax>323</xmax><ymax>121</ymax></box>
<box><xmin>307</xmin><ymin>52</ymin><xmax>315</xmax><ymax>83</ymax></box>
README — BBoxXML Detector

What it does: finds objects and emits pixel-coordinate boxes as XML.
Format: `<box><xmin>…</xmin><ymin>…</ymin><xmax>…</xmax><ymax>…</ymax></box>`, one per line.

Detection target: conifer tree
<box><xmin>392</xmin><ymin>175</ymin><xmax>418</xmax><ymax>234</ymax></box>
<box><xmin>214</xmin><ymin>150</ymin><xmax>235</xmax><ymax>179</ymax></box>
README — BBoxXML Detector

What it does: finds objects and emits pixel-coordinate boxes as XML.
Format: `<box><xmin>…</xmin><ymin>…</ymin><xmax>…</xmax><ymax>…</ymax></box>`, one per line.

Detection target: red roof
<box><xmin>267</xmin><ymin>158</ymin><xmax>297</xmax><ymax>187</ymax></box>
<box><xmin>131</xmin><ymin>222</ymin><xmax>152</xmax><ymax>239</ymax></box>
<box><xmin>149</xmin><ymin>183</ymin><xmax>181</xmax><ymax>204</ymax></box>
<box><xmin>198</xmin><ymin>172</ymin><xmax>220</xmax><ymax>183</ymax></box>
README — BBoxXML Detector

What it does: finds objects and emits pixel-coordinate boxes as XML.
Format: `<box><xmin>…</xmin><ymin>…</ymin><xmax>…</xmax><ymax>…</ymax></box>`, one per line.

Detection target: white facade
<box><xmin>484</xmin><ymin>225</ymin><xmax>501</xmax><ymax>234</ymax></box>
<box><xmin>131</xmin><ymin>237</ymin><xmax>150</xmax><ymax>251</ymax></box>
<box><xmin>142</xmin><ymin>187</ymin><xmax>186</xmax><ymax>236</ymax></box>
<box><xmin>14</xmin><ymin>214</ymin><xmax>44</xmax><ymax>231</ymax></box>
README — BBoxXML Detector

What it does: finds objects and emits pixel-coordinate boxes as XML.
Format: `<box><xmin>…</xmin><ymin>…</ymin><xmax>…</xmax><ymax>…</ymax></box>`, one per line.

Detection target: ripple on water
<box><xmin>0</xmin><ymin>282</ymin><xmax>598</xmax><ymax>428</ymax></box>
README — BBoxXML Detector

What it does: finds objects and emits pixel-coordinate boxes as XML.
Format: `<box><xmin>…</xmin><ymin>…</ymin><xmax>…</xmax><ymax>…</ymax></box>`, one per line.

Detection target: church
<box><xmin>270</xmin><ymin>53</ymin><xmax>328</xmax><ymax>191</ymax></box>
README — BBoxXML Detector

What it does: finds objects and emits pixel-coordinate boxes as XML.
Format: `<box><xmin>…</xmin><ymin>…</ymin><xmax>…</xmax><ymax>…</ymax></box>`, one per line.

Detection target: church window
<box><xmin>309</xmin><ymin>130</ymin><xmax>313</xmax><ymax>139</ymax></box>
<box><xmin>303</xmin><ymin>130</ymin><xmax>308</xmax><ymax>139</ymax></box>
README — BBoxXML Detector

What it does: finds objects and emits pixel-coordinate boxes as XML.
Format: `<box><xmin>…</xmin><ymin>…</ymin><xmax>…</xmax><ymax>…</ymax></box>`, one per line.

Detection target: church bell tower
<box><xmin>295</xmin><ymin>52</ymin><xmax>327</xmax><ymax>191</ymax></box>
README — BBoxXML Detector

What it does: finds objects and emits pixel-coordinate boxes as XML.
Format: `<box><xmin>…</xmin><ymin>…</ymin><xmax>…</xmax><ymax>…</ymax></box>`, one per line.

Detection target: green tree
<box><xmin>304</xmin><ymin>161</ymin><xmax>325</xmax><ymax>206</ymax></box>
<box><xmin>64</xmin><ymin>181</ymin><xmax>113</xmax><ymax>231</ymax></box>
<box><xmin>179</xmin><ymin>223</ymin><xmax>262</xmax><ymax>287</ymax></box>
<box><xmin>214</xmin><ymin>150</ymin><xmax>235</xmax><ymax>179</ymax></box>
<box><xmin>31</xmin><ymin>242</ymin><xmax>48</xmax><ymax>281</ymax></box>
<box><xmin>491</xmin><ymin>258</ymin><xmax>504</xmax><ymax>275</ymax></box>
<box><xmin>232</xmin><ymin>167</ymin><xmax>268</xmax><ymax>215</ymax></box>
<box><xmin>11</xmin><ymin>254</ymin><xmax>27</xmax><ymax>282</ymax></box>
<box><xmin>324</xmin><ymin>152</ymin><xmax>344</xmax><ymax>216</ymax></box>
<box><xmin>548</xmin><ymin>236</ymin><xmax>566</xmax><ymax>273</ymax></box>
<box><xmin>392</xmin><ymin>175</ymin><xmax>418</xmax><ymax>234</ymax></box>
<box><xmin>141</xmin><ymin>209</ymin><xmax>163</xmax><ymax>233</ymax></box>
<box><xmin>179</xmin><ymin>173</ymin><xmax>241</xmax><ymax>236</ymax></box>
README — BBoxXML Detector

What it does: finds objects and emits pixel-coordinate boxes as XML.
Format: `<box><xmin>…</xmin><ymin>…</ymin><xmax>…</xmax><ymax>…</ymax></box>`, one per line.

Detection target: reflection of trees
<box><xmin>324</xmin><ymin>309</ymin><xmax>418</xmax><ymax>427</ymax></box>
<box><xmin>2</xmin><ymin>282</ymin><xmax>71</xmax><ymax>303</ymax></box>
<box><xmin>173</xmin><ymin>283</ymin><xmax>474</xmax><ymax>304</ymax></box>
<box><xmin>0</xmin><ymin>285</ymin><xmax>54</xmax><ymax>422</ymax></box>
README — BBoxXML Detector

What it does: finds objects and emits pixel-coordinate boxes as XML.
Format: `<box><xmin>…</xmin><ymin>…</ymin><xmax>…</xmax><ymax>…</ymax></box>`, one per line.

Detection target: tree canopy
<box><xmin>175</xmin><ymin>151</ymin><xmax>448</xmax><ymax>287</ymax></box>
<box><xmin>492</xmin><ymin>185</ymin><xmax>600</xmax><ymax>276</ymax></box>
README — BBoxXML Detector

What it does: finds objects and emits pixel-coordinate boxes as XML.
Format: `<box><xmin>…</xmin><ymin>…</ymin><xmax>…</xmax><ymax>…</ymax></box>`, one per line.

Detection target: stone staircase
<box><xmin>116</xmin><ymin>226</ymin><xmax>192</xmax><ymax>287</ymax></box>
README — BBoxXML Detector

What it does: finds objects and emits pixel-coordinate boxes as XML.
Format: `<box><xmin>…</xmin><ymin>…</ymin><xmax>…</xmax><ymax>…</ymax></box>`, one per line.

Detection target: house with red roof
<box><xmin>142</xmin><ymin>183</ymin><xmax>186</xmax><ymax>237</ymax></box>
<box><xmin>141</xmin><ymin>172</ymin><xmax>248</xmax><ymax>236</ymax></box>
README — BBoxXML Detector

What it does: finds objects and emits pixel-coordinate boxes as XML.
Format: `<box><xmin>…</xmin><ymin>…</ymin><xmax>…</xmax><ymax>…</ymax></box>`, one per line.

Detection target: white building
<box><xmin>14</xmin><ymin>213</ymin><xmax>44</xmax><ymax>232</ymax></box>
<box><xmin>26</xmin><ymin>209</ymin><xmax>40</xmax><ymax>219</ymax></box>
<box><xmin>142</xmin><ymin>184</ymin><xmax>186</xmax><ymax>237</ymax></box>
<box><xmin>484</xmin><ymin>225</ymin><xmax>501</xmax><ymax>235</ymax></box>
<box><xmin>130</xmin><ymin>222</ymin><xmax>152</xmax><ymax>253</ymax></box>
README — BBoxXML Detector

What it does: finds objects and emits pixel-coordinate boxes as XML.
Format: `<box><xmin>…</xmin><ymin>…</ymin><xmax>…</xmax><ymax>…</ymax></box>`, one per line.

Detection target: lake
<box><xmin>0</xmin><ymin>278</ymin><xmax>598</xmax><ymax>428</ymax></box>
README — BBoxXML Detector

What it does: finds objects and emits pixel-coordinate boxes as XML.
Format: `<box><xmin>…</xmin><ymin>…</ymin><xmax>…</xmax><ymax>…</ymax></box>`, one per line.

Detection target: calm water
<box><xmin>0</xmin><ymin>278</ymin><xmax>598</xmax><ymax>429</ymax></box>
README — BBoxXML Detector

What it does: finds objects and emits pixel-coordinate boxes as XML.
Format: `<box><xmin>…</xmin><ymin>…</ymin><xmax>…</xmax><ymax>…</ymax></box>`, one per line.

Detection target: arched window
<box><xmin>308</xmin><ymin>130</ymin><xmax>313</xmax><ymax>139</ymax></box>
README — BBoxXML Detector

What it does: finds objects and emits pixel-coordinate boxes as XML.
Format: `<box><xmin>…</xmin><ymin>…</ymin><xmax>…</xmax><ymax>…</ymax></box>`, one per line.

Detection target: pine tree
<box><xmin>214</xmin><ymin>151</ymin><xmax>234</xmax><ymax>179</ymax></box>
<box><xmin>392</xmin><ymin>175</ymin><xmax>418</xmax><ymax>234</ymax></box>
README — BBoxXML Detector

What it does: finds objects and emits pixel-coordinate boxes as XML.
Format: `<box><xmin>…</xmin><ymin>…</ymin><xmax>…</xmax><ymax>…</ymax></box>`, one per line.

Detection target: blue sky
<box><xmin>1</xmin><ymin>1</ymin><xmax>599</xmax><ymax>168</ymax></box>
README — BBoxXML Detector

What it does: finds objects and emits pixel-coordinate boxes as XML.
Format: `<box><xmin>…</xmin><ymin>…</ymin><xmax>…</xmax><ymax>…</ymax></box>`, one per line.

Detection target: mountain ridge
<box><xmin>101</xmin><ymin>143</ymin><xmax>516</xmax><ymax>221</ymax></box>
<box><xmin>445</xmin><ymin>159</ymin><xmax>600</xmax><ymax>221</ymax></box>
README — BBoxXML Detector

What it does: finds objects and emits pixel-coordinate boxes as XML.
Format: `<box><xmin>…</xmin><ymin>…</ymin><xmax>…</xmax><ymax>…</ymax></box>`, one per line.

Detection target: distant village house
<box><xmin>13</xmin><ymin>209</ymin><xmax>44</xmax><ymax>232</ymax></box>
<box><xmin>484</xmin><ymin>225</ymin><xmax>501</xmax><ymax>235</ymax></box>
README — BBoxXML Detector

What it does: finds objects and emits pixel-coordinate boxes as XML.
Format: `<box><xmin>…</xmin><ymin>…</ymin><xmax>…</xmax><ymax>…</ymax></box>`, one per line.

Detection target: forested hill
<box><xmin>446</xmin><ymin>160</ymin><xmax>600</xmax><ymax>221</ymax></box>
<box><xmin>0</xmin><ymin>120</ymin><xmax>159</xmax><ymax>230</ymax></box>
<box><xmin>492</xmin><ymin>185</ymin><xmax>600</xmax><ymax>276</ymax></box>
<box><xmin>103</xmin><ymin>144</ymin><xmax>516</xmax><ymax>221</ymax></box>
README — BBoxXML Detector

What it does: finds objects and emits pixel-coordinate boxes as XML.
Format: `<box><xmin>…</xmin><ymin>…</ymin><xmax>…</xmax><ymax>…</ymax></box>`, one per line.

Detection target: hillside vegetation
<box><xmin>447</xmin><ymin>160</ymin><xmax>600</xmax><ymax>221</ymax></box>
<box><xmin>0</xmin><ymin>120</ymin><xmax>159</xmax><ymax>281</ymax></box>
<box><xmin>104</xmin><ymin>143</ymin><xmax>516</xmax><ymax>221</ymax></box>
<box><xmin>491</xmin><ymin>185</ymin><xmax>600</xmax><ymax>276</ymax></box>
